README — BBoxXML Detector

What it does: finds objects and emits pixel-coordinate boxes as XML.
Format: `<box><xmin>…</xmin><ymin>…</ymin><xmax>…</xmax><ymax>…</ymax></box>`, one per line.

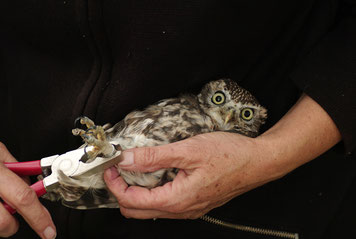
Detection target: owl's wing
<box><xmin>106</xmin><ymin>119</ymin><xmax>126</xmax><ymax>139</ymax></box>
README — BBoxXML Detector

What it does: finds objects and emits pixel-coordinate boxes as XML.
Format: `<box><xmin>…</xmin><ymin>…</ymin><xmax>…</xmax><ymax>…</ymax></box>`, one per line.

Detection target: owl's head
<box><xmin>198</xmin><ymin>79</ymin><xmax>267</xmax><ymax>137</ymax></box>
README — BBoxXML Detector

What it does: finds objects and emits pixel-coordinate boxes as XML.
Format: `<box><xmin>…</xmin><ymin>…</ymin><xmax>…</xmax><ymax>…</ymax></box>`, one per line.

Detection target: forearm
<box><xmin>257</xmin><ymin>94</ymin><xmax>342</xmax><ymax>179</ymax></box>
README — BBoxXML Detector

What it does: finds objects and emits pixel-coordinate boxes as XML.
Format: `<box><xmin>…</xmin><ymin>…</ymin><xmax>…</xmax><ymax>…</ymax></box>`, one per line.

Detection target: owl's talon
<box><xmin>72</xmin><ymin>128</ymin><xmax>85</xmax><ymax>136</ymax></box>
<box><xmin>75</xmin><ymin>116</ymin><xmax>95</xmax><ymax>129</ymax></box>
<box><xmin>72</xmin><ymin>117</ymin><xmax>115</xmax><ymax>161</ymax></box>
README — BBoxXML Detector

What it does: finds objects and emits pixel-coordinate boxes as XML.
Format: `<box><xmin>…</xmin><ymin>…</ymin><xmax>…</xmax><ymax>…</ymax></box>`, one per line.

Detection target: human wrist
<box><xmin>254</xmin><ymin>132</ymin><xmax>299</xmax><ymax>181</ymax></box>
<box><xmin>225</xmin><ymin>132</ymin><xmax>287</xmax><ymax>185</ymax></box>
<box><xmin>253</xmin><ymin>94</ymin><xmax>342</xmax><ymax>182</ymax></box>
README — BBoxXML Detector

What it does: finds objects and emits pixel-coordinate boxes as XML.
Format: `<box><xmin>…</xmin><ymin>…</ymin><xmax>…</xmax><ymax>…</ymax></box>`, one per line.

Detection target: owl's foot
<box><xmin>72</xmin><ymin>116</ymin><xmax>115</xmax><ymax>161</ymax></box>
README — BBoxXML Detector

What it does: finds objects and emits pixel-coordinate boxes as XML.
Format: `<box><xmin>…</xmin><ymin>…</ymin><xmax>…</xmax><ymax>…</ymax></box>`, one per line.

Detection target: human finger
<box><xmin>0</xmin><ymin>142</ymin><xmax>30</xmax><ymax>184</ymax></box>
<box><xmin>119</xmin><ymin>206</ymin><xmax>203</xmax><ymax>219</ymax></box>
<box><xmin>117</xmin><ymin>139</ymin><xmax>200</xmax><ymax>172</ymax></box>
<box><xmin>119</xmin><ymin>207</ymin><xmax>166</xmax><ymax>219</ymax></box>
<box><xmin>0</xmin><ymin>202</ymin><xmax>19</xmax><ymax>237</ymax></box>
<box><xmin>105</xmin><ymin>167</ymin><xmax>192</xmax><ymax>210</ymax></box>
<box><xmin>0</xmin><ymin>164</ymin><xmax>56</xmax><ymax>239</ymax></box>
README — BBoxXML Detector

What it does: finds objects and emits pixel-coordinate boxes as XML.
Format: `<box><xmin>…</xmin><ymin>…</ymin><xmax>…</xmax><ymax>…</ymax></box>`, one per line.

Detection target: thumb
<box><xmin>117</xmin><ymin>141</ymin><xmax>196</xmax><ymax>172</ymax></box>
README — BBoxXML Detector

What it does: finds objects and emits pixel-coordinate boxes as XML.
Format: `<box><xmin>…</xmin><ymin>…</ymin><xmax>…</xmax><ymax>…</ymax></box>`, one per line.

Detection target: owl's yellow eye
<box><xmin>211</xmin><ymin>92</ymin><xmax>226</xmax><ymax>105</ymax></box>
<box><xmin>241</xmin><ymin>108</ymin><xmax>254</xmax><ymax>121</ymax></box>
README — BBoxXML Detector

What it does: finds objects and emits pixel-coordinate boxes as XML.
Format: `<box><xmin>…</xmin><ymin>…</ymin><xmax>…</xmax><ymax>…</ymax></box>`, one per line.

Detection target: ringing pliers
<box><xmin>1</xmin><ymin>146</ymin><xmax>121</xmax><ymax>214</ymax></box>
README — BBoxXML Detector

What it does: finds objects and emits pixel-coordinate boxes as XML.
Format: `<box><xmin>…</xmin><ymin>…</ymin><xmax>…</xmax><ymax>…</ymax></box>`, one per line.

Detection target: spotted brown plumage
<box><xmin>43</xmin><ymin>79</ymin><xmax>267</xmax><ymax>209</ymax></box>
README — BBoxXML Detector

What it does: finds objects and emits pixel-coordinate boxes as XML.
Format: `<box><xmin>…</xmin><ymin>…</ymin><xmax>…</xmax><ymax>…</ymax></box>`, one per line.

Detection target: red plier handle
<box><xmin>4</xmin><ymin>161</ymin><xmax>43</xmax><ymax>175</ymax></box>
<box><xmin>2</xmin><ymin>161</ymin><xmax>48</xmax><ymax>214</ymax></box>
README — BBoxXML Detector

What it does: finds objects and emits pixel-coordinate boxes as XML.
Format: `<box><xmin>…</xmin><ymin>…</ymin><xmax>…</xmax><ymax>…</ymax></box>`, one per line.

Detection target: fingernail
<box><xmin>105</xmin><ymin>167</ymin><xmax>119</xmax><ymax>180</ymax></box>
<box><xmin>105</xmin><ymin>167</ymin><xmax>112</xmax><ymax>179</ymax></box>
<box><xmin>43</xmin><ymin>226</ymin><xmax>56</xmax><ymax>239</ymax></box>
<box><xmin>119</xmin><ymin>151</ymin><xmax>134</xmax><ymax>166</ymax></box>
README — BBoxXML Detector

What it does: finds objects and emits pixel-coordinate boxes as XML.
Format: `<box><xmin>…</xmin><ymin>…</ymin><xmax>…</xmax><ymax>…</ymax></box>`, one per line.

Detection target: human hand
<box><xmin>0</xmin><ymin>142</ymin><xmax>56</xmax><ymax>239</ymax></box>
<box><xmin>104</xmin><ymin>132</ymin><xmax>280</xmax><ymax>219</ymax></box>
<box><xmin>103</xmin><ymin>94</ymin><xmax>341</xmax><ymax>220</ymax></box>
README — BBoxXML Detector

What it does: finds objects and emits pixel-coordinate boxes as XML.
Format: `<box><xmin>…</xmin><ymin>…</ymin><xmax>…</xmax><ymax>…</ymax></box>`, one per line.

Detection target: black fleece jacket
<box><xmin>0</xmin><ymin>1</ymin><xmax>355</xmax><ymax>238</ymax></box>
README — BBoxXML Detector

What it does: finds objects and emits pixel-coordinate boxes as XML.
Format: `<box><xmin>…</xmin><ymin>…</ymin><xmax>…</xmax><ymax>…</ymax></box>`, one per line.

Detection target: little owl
<box><xmin>44</xmin><ymin>79</ymin><xmax>267</xmax><ymax>209</ymax></box>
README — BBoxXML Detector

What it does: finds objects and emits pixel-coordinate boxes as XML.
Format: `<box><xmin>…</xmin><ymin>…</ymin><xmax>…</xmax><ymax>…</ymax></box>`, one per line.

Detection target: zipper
<box><xmin>200</xmin><ymin>215</ymin><xmax>299</xmax><ymax>239</ymax></box>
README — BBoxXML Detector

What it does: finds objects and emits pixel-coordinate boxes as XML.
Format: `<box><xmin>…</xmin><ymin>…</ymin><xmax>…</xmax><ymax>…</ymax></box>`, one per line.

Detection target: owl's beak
<box><xmin>224</xmin><ymin>109</ymin><xmax>235</xmax><ymax>124</ymax></box>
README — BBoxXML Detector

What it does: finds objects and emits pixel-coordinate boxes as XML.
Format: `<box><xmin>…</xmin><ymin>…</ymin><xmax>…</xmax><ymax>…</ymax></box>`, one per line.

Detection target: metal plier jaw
<box><xmin>41</xmin><ymin>145</ymin><xmax>122</xmax><ymax>192</ymax></box>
